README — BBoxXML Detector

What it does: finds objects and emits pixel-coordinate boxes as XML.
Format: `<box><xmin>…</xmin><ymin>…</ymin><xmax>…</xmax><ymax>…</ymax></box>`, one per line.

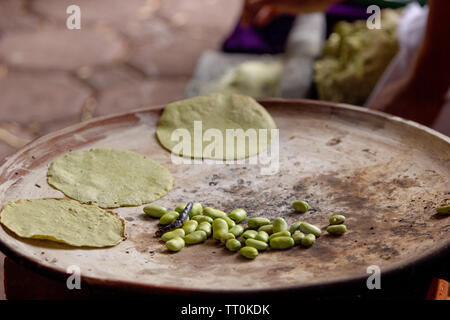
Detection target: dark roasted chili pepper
<box><xmin>155</xmin><ymin>202</ymin><xmax>193</xmax><ymax>236</ymax></box>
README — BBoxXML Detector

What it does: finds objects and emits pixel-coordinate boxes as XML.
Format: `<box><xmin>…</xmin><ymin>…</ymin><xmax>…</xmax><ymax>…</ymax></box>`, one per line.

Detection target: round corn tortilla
<box><xmin>0</xmin><ymin>199</ymin><xmax>125</xmax><ymax>247</ymax></box>
<box><xmin>47</xmin><ymin>148</ymin><xmax>173</xmax><ymax>208</ymax></box>
<box><xmin>156</xmin><ymin>93</ymin><xmax>277</xmax><ymax>160</ymax></box>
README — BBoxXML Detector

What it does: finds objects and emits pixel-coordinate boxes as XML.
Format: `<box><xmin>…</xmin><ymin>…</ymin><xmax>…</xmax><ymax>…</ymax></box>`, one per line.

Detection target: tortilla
<box><xmin>156</xmin><ymin>93</ymin><xmax>277</xmax><ymax>160</ymax></box>
<box><xmin>47</xmin><ymin>148</ymin><xmax>173</xmax><ymax>208</ymax></box>
<box><xmin>0</xmin><ymin>198</ymin><xmax>125</xmax><ymax>247</ymax></box>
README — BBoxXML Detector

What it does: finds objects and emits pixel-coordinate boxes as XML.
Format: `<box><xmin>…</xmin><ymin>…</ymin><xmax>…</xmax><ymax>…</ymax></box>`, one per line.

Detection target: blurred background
<box><xmin>0</xmin><ymin>0</ymin><xmax>243</xmax><ymax>162</ymax></box>
<box><xmin>0</xmin><ymin>0</ymin><xmax>449</xmax><ymax>299</ymax></box>
<box><xmin>0</xmin><ymin>0</ymin><xmax>449</xmax><ymax>164</ymax></box>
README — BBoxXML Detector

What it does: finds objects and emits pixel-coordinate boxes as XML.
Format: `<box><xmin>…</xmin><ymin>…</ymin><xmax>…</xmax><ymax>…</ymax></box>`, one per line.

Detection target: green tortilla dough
<box><xmin>156</xmin><ymin>93</ymin><xmax>277</xmax><ymax>160</ymax></box>
<box><xmin>314</xmin><ymin>9</ymin><xmax>401</xmax><ymax>105</ymax></box>
<box><xmin>0</xmin><ymin>199</ymin><xmax>125</xmax><ymax>247</ymax></box>
<box><xmin>47</xmin><ymin>148</ymin><xmax>173</xmax><ymax>208</ymax></box>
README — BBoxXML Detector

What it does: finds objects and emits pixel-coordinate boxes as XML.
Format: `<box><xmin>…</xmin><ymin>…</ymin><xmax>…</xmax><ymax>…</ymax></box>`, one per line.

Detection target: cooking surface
<box><xmin>0</xmin><ymin>99</ymin><xmax>449</xmax><ymax>293</ymax></box>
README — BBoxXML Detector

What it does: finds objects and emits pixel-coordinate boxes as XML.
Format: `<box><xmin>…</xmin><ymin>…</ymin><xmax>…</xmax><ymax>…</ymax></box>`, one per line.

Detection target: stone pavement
<box><xmin>0</xmin><ymin>0</ymin><xmax>242</xmax><ymax>160</ymax></box>
<box><xmin>1</xmin><ymin>1</ymin><xmax>450</xmax><ymax>162</ymax></box>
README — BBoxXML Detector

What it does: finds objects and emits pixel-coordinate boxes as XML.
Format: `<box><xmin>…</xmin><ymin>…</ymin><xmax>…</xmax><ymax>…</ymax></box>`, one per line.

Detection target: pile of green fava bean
<box><xmin>143</xmin><ymin>200</ymin><xmax>348</xmax><ymax>259</ymax></box>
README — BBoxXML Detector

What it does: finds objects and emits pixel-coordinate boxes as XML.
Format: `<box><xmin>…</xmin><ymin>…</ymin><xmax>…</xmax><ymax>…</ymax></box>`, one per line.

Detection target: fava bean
<box><xmin>299</xmin><ymin>222</ymin><xmax>321</xmax><ymax>237</ymax></box>
<box><xmin>289</xmin><ymin>221</ymin><xmax>303</xmax><ymax>234</ymax></box>
<box><xmin>247</xmin><ymin>217</ymin><xmax>271</xmax><ymax>229</ymax></box>
<box><xmin>192</xmin><ymin>215</ymin><xmax>214</xmax><ymax>223</ymax></box>
<box><xmin>255</xmin><ymin>231</ymin><xmax>269</xmax><ymax>243</ymax></box>
<box><xmin>222</xmin><ymin>216</ymin><xmax>236</xmax><ymax>229</ymax></box>
<box><xmin>329</xmin><ymin>215</ymin><xmax>346</xmax><ymax>225</ymax></box>
<box><xmin>292</xmin><ymin>200</ymin><xmax>310</xmax><ymax>213</ymax></box>
<box><xmin>228</xmin><ymin>209</ymin><xmax>247</xmax><ymax>223</ymax></box>
<box><xmin>226</xmin><ymin>239</ymin><xmax>241</xmax><ymax>252</ymax></box>
<box><xmin>166</xmin><ymin>236</ymin><xmax>185</xmax><ymax>252</ymax></box>
<box><xmin>269</xmin><ymin>236</ymin><xmax>294</xmax><ymax>249</ymax></box>
<box><xmin>175</xmin><ymin>203</ymin><xmax>187</xmax><ymax>213</ymax></box>
<box><xmin>301</xmin><ymin>234</ymin><xmax>316</xmax><ymax>247</ymax></box>
<box><xmin>189</xmin><ymin>202</ymin><xmax>203</xmax><ymax>218</ymax></box>
<box><xmin>245</xmin><ymin>239</ymin><xmax>268</xmax><ymax>251</ymax></box>
<box><xmin>242</xmin><ymin>230</ymin><xmax>258</xmax><ymax>240</ymax></box>
<box><xmin>437</xmin><ymin>205</ymin><xmax>450</xmax><ymax>215</ymax></box>
<box><xmin>258</xmin><ymin>224</ymin><xmax>273</xmax><ymax>234</ymax></box>
<box><xmin>161</xmin><ymin>228</ymin><xmax>185</xmax><ymax>242</ymax></box>
<box><xmin>229</xmin><ymin>225</ymin><xmax>244</xmax><ymax>237</ymax></box>
<box><xmin>143</xmin><ymin>205</ymin><xmax>167</xmax><ymax>218</ymax></box>
<box><xmin>212</xmin><ymin>218</ymin><xmax>229</xmax><ymax>240</ymax></box>
<box><xmin>326</xmin><ymin>224</ymin><xmax>347</xmax><ymax>235</ymax></box>
<box><xmin>292</xmin><ymin>232</ymin><xmax>305</xmax><ymax>244</ymax></box>
<box><xmin>240</xmin><ymin>246</ymin><xmax>258</xmax><ymax>259</ymax></box>
<box><xmin>204</xmin><ymin>207</ymin><xmax>227</xmax><ymax>219</ymax></box>
<box><xmin>269</xmin><ymin>230</ymin><xmax>291</xmax><ymax>241</ymax></box>
<box><xmin>273</xmin><ymin>217</ymin><xmax>288</xmax><ymax>233</ymax></box>
<box><xmin>159</xmin><ymin>211</ymin><xmax>179</xmax><ymax>225</ymax></box>
<box><xmin>184</xmin><ymin>230</ymin><xmax>207</xmax><ymax>244</ymax></box>
<box><xmin>221</xmin><ymin>232</ymin><xmax>236</xmax><ymax>244</ymax></box>
<box><xmin>197</xmin><ymin>222</ymin><xmax>212</xmax><ymax>236</ymax></box>
<box><xmin>182</xmin><ymin>220</ymin><xmax>198</xmax><ymax>234</ymax></box>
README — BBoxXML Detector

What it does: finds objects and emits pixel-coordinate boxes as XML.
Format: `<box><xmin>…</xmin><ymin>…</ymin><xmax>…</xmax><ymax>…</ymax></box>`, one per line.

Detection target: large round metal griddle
<box><xmin>0</xmin><ymin>99</ymin><xmax>449</xmax><ymax>295</ymax></box>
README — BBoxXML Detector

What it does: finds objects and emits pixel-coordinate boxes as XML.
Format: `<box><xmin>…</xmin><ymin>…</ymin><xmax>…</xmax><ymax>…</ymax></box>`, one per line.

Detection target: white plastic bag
<box><xmin>365</xmin><ymin>2</ymin><xmax>429</xmax><ymax>106</ymax></box>
<box><xmin>366</xmin><ymin>2</ymin><xmax>449</xmax><ymax>135</ymax></box>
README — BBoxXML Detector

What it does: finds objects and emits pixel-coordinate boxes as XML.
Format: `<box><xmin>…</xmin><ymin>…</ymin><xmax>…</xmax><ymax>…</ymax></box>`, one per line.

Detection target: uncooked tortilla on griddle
<box><xmin>47</xmin><ymin>148</ymin><xmax>173</xmax><ymax>209</ymax></box>
<box><xmin>156</xmin><ymin>93</ymin><xmax>277</xmax><ymax>160</ymax></box>
<box><xmin>0</xmin><ymin>198</ymin><xmax>125</xmax><ymax>247</ymax></box>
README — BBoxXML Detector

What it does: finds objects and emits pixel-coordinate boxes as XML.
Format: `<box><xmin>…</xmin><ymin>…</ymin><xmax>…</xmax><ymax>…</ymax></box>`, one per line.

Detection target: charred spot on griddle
<box><xmin>392</xmin><ymin>177</ymin><xmax>419</xmax><ymax>188</ymax></box>
<box><xmin>326</xmin><ymin>137</ymin><xmax>342</xmax><ymax>146</ymax></box>
<box><xmin>293</xmin><ymin>181</ymin><xmax>306</xmax><ymax>192</ymax></box>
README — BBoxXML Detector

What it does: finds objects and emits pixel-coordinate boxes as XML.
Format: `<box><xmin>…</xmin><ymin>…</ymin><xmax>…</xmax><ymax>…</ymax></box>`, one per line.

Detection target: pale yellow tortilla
<box><xmin>0</xmin><ymin>199</ymin><xmax>125</xmax><ymax>247</ymax></box>
<box><xmin>47</xmin><ymin>148</ymin><xmax>173</xmax><ymax>208</ymax></box>
<box><xmin>156</xmin><ymin>93</ymin><xmax>277</xmax><ymax>160</ymax></box>
<box><xmin>211</xmin><ymin>61</ymin><xmax>283</xmax><ymax>98</ymax></box>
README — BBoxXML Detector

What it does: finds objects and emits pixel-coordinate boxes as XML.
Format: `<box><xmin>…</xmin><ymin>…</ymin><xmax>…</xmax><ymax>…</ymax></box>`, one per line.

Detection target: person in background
<box><xmin>242</xmin><ymin>0</ymin><xmax>450</xmax><ymax>127</ymax></box>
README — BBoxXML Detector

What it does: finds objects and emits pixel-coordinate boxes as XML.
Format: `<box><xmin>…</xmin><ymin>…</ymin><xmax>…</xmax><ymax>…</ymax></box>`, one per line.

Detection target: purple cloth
<box><xmin>327</xmin><ymin>3</ymin><xmax>369</xmax><ymax>19</ymax></box>
<box><xmin>221</xmin><ymin>15</ymin><xmax>296</xmax><ymax>54</ymax></box>
<box><xmin>221</xmin><ymin>5</ymin><xmax>371</xmax><ymax>54</ymax></box>
<box><xmin>325</xmin><ymin>4</ymin><xmax>371</xmax><ymax>35</ymax></box>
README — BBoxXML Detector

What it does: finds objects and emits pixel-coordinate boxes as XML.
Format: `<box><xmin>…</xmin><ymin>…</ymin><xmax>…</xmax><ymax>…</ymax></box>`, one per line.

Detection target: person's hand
<box><xmin>369</xmin><ymin>76</ymin><xmax>444</xmax><ymax>127</ymax></box>
<box><xmin>241</xmin><ymin>0</ymin><xmax>340</xmax><ymax>26</ymax></box>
